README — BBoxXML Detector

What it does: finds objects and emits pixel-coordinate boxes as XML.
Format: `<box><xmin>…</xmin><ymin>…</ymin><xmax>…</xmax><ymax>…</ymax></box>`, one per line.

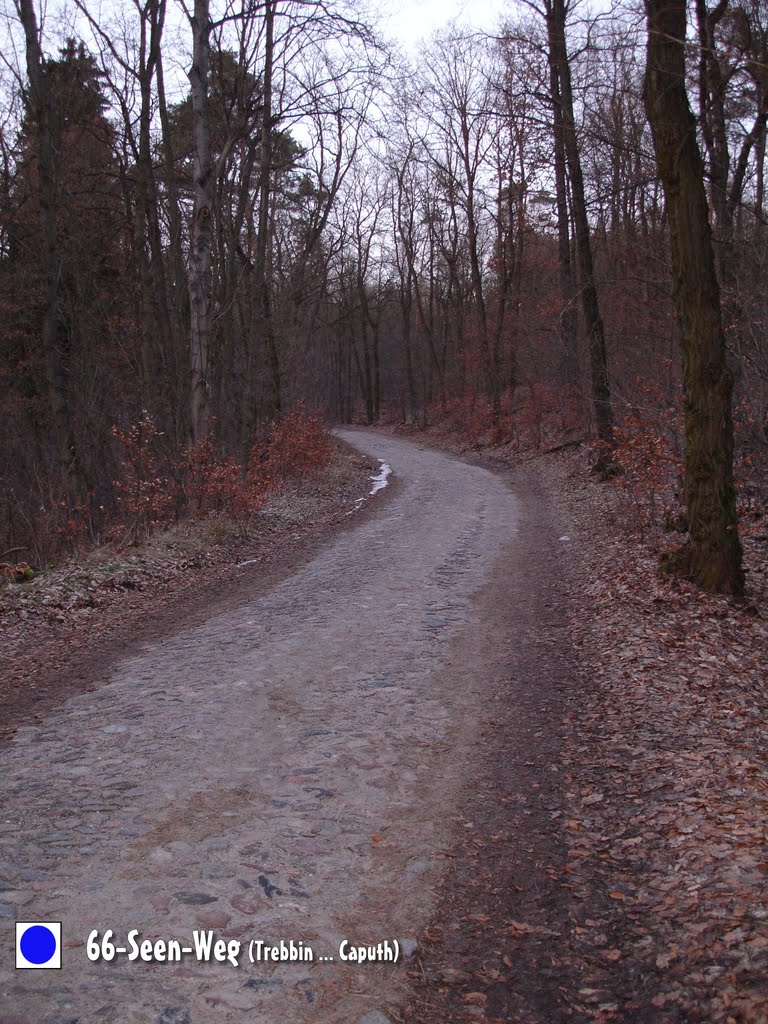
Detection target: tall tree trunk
<box><xmin>242</xmin><ymin>0</ymin><xmax>278</xmax><ymax>448</ymax></box>
<box><xmin>547</xmin><ymin>34</ymin><xmax>579</xmax><ymax>385</ymax></box>
<box><xmin>142</xmin><ymin>1</ymin><xmax>175</xmax><ymax>431</ymax></box>
<box><xmin>256</xmin><ymin>0</ymin><xmax>280</xmax><ymax>416</ymax></box>
<box><xmin>644</xmin><ymin>0</ymin><xmax>744</xmax><ymax>595</ymax></box>
<box><xmin>188</xmin><ymin>0</ymin><xmax>213</xmax><ymax>442</ymax></box>
<box><xmin>463</xmin><ymin>157</ymin><xmax>500</xmax><ymax>419</ymax></box>
<box><xmin>157</xmin><ymin>40</ymin><xmax>188</xmax><ymax>443</ymax></box>
<box><xmin>546</xmin><ymin>0</ymin><xmax>614</xmax><ymax>458</ymax></box>
<box><xmin>135</xmin><ymin>5</ymin><xmax>158</xmax><ymax>414</ymax></box>
<box><xmin>16</xmin><ymin>0</ymin><xmax>80</xmax><ymax>496</ymax></box>
<box><xmin>695</xmin><ymin>0</ymin><xmax>730</xmax><ymax>242</ymax></box>
<box><xmin>401</xmin><ymin>288</ymin><xmax>416</xmax><ymax>423</ymax></box>
<box><xmin>756</xmin><ymin>112</ymin><xmax>766</xmax><ymax>234</ymax></box>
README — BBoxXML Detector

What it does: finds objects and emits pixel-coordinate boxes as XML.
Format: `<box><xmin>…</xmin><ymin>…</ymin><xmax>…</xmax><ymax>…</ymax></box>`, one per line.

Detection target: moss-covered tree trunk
<box><xmin>644</xmin><ymin>0</ymin><xmax>745</xmax><ymax>595</ymax></box>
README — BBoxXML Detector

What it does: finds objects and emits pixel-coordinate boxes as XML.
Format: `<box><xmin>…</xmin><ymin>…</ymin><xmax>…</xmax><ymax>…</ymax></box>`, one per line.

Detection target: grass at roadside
<box><xmin>0</xmin><ymin>441</ymin><xmax>380</xmax><ymax>739</ymax></box>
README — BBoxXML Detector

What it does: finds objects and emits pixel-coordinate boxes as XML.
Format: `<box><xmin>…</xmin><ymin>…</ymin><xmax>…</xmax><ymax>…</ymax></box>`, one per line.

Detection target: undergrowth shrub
<box><xmin>612</xmin><ymin>386</ymin><xmax>683</xmax><ymax>534</ymax></box>
<box><xmin>415</xmin><ymin>380</ymin><xmax>590</xmax><ymax>451</ymax></box>
<box><xmin>177</xmin><ymin>438</ymin><xmax>267</xmax><ymax>528</ymax></box>
<box><xmin>734</xmin><ymin>401</ymin><xmax>768</xmax><ymax>532</ymax></box>
<box><xmin>258</xmin><ymin>405</ymin><xmax>332</xmax><ymax>482</ymax></box>
<box><xmin>111</xmin><ymin>411</ymin><xmax>173</xmax><ymax>544</ymax></box>
<box><xmin>111</xmin><ymin>406</ymin><xmax>332</xmax><ymax>546</ymax></box>
<box><xmin>15</xmin><ymin>406</ymin><xmax>335</xmax><ymax>561</ymax></box>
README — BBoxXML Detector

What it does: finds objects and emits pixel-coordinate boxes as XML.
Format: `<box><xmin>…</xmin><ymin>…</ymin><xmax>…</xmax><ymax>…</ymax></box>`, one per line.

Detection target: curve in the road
<box><xmin>0</xmin><ymin>430</ymin><xmax>520</xmax><ymax>1024</ymax></box>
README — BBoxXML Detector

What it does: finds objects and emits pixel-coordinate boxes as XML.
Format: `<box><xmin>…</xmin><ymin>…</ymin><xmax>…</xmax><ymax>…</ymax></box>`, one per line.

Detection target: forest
<box><xmin>2</xmin><ymin>4</ymin><xmax>768</xmax><ymax>1021</ymax></box>
<box><xmin>1</xmin><ymin>0</ymin><xmax>766</xmax><ymax>592</ymax></box>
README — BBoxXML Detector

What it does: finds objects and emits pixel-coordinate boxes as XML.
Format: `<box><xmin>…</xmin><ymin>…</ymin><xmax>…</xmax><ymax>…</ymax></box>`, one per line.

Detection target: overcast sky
<box><xmin>381</xmin><ymin>0</ymin><xmax>511</xmax><ymax>52</ymax></box>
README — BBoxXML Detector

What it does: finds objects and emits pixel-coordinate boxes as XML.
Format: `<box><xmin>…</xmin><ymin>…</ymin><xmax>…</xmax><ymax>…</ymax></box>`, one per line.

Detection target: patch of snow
<box><xmin>559</xmin><ymin>536</ymin><xmax>571</xmax><ymax>542</ymax></box>
<box><xmin>369</xmin><ymin>461</ymin><xmax>391</xmax><ymax>495</ymax></box>
<box><xmin>238</xmin><ymin>558</ymin><xmax>259</xmax><ymax>567</ymax></box>
<box><xmin>344</xmin><ymin>498</ymin><xmax>366</xmax><ymax>517</ymax></box>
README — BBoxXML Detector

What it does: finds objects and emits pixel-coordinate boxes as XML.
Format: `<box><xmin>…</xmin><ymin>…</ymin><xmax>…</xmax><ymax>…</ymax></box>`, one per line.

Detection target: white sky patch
<box><xmin>369</xmin><ymin>461</ymin><xmax>391</xmax><ymax>495</ymax></box>
<box><xmin>382</xmin><ymin>0</ymin><xmax>509</xmax><ymax>53</ymax></box>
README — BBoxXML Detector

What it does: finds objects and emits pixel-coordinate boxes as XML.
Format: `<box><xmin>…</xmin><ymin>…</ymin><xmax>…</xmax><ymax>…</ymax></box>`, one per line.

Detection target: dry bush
<box><xmin>611</xmin><ymin>387</ymin><xmax>684</xmax><ymax>536</ymax></box>
<box><xmin>111</xmin><ymin>412</ymin><xmax>174</xmax><ymax>544</ymax></box>
<box><xmin>176</xmin><ymin>438</ymin><xmax>267</xmax><ymax>531</ymax></box>
<box><xmin>256</xmin><ymin>405</ymin><xmax>333</xmax><ymax>483</ymax></box>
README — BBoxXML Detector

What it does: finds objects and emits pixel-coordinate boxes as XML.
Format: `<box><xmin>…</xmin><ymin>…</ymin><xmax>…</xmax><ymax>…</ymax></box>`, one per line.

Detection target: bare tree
<box><xmin>644</xmin><ymin>0</ymin><xmax>744</xmax><ymax>594</ymax></box>
<box><xmin>542</xmin><ymin>0</ymin><xmax>615</xmax><ymax>461</ymax></box>
<box><xmin>187</xmin><ymin>0</ymin><xmax>213</xmax><ymax>441</ymax></box>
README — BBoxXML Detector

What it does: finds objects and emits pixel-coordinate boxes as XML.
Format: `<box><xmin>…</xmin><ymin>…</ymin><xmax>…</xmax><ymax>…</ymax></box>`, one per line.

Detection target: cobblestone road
<box><xmin>0</xmin><ymin>430</ymin><xmax>520</xmax><ymax>1024</ymax></box>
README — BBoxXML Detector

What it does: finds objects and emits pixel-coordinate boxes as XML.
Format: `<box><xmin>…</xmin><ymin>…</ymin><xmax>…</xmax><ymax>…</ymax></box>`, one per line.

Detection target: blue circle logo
<box><xmin>19</xmin><ymin>925</ymin><xmax>57</xmax><ymax>965</ymax></box>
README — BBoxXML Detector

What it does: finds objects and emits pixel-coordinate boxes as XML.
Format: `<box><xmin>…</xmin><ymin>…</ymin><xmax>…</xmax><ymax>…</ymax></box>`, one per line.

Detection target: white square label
<box><xmin>15</xmin><ymin>922</ymin><xmax>62</xmax><ymax>969</ymax></box>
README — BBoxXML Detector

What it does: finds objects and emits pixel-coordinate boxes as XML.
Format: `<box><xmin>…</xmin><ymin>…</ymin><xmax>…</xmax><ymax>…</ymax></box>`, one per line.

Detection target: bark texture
<box><xmin>188</xmin><ymin>0</ymin><xmax>213</xmax><ymax>442</ymax></box>
<box><xmin>644</xmin><ymin>0</ymin><xmax>745</xmax><ymax>595</ymax></box>
<box><xmin>546</xmin><ymin>16</ymin><xmax>579</xmax><ymax>383</ymax></box>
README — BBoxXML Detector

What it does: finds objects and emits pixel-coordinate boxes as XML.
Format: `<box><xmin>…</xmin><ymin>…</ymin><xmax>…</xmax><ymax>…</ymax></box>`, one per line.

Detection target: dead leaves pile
<box><xmin>548</xmin><ymin>452</ymin><xmax>768</xmax><ymax>1023</ymax></box>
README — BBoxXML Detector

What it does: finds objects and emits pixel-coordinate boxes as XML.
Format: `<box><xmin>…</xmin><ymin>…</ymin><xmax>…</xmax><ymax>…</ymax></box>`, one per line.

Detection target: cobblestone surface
<box><xmin>0</xmin><ymin>430</ymin><xmax>520</xmax><ymax>1023</ymax></box>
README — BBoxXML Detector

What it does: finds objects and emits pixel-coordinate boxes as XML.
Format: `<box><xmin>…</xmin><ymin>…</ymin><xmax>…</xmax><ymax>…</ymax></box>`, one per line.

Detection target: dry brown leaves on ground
<box><xmin>394</xmin><ymin>424</ymin><xmax>767</xmax><ymax>1024</ymax></box>
<box><xmin>547</xmin><ymin>450</ymin><xmax>768</xmax><ymax>1023</ymax></box>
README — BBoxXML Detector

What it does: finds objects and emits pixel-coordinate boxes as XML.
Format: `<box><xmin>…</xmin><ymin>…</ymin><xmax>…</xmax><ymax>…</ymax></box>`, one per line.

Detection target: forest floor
<box><xmin>387</xmin><ymin>422</ymin><xmax>768</xmax><ymax>1024</ymax></box>
<box><xmin>1</xmin><ymin>427</ymin><xmax>766</xmax><ymax>1024</ymax></box>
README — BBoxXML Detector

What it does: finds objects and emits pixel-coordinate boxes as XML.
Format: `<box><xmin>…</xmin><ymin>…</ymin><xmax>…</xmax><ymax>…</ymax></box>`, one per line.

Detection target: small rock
<box><xmin>257</xmin><ymin>875</ymin><xmax>283</xmax><ymax>898</ymax></box>
<box><xmin>168</xmin><ymin>842</ymin><xmax>195</xmax><ymax>854</ymax></box>
<box><xmin>198</xmin><ymin>909</ymin><xmax>231</xmax><ymax>929</ymax></box>
<box><xmin>243</xmin><ymin>978</ymin><xmax>283</xmax><ymax>991</ymax></box>
<box><xmin>173</xmin><ymin>892</ymin><xmax>218</xmax><ymax>905</ymax></box>
<box><xmin>0</xmin><ymin>889</ymin><xmax>34</xmax><ymax>906</ymax></box>
<box><xmin>405</xmin><ymin>860</ymin><xmax>431</xmax><ymax>876</ymax></box>
<box><xmin>204</xmin><ymin>988</ymin><xmax>257</xmax><ymax>1011</ymax></box>
<box><xmin>200</xmin><ymin>838</ymin><xmax>230</xmax><ymax>852</ymax></box>
<box><xmin>155</xmin><ymin>1009</ymin><xmax>191</xmax><ymax>1024</ymax></box>
<box><xmin>296</xmin><ymin>978</ymin><xmax>314</xmax><ymax>1003</ymax></box>
<box><xmin>358</xmin><ymin>1012</ymin><xmax>393</xmax><ymax>1024</ymax></box>
<box><xmin>230</xmin><ymin>894</ymin><xmax>261</xmax><ymax>914</ymax></box>
<box><xmin>399</xmin><ymin>938</ymin><xmax>418</xmax><ymax>959</ymax></box>
<box><xmin>200</xmin><ymin>865</ymin><xmax>236</xmax><ymax>880</ymax></box>
<box><xmin>94</xmin><ymin>1005</ymin><xmax>119</xmax><ymax>1022</ymax></box>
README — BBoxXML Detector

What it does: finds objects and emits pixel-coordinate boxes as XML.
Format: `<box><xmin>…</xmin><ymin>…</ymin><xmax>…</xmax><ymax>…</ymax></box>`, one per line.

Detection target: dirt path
<box><xmin>401</xmin><ymin>466</ymin><xmax>586</xmax><ymax>1023</ymax></box>
<box><xmin>0</xmin><ymin>430</ymin><xmax>525</xmax><ymax>1024</ymax></box>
